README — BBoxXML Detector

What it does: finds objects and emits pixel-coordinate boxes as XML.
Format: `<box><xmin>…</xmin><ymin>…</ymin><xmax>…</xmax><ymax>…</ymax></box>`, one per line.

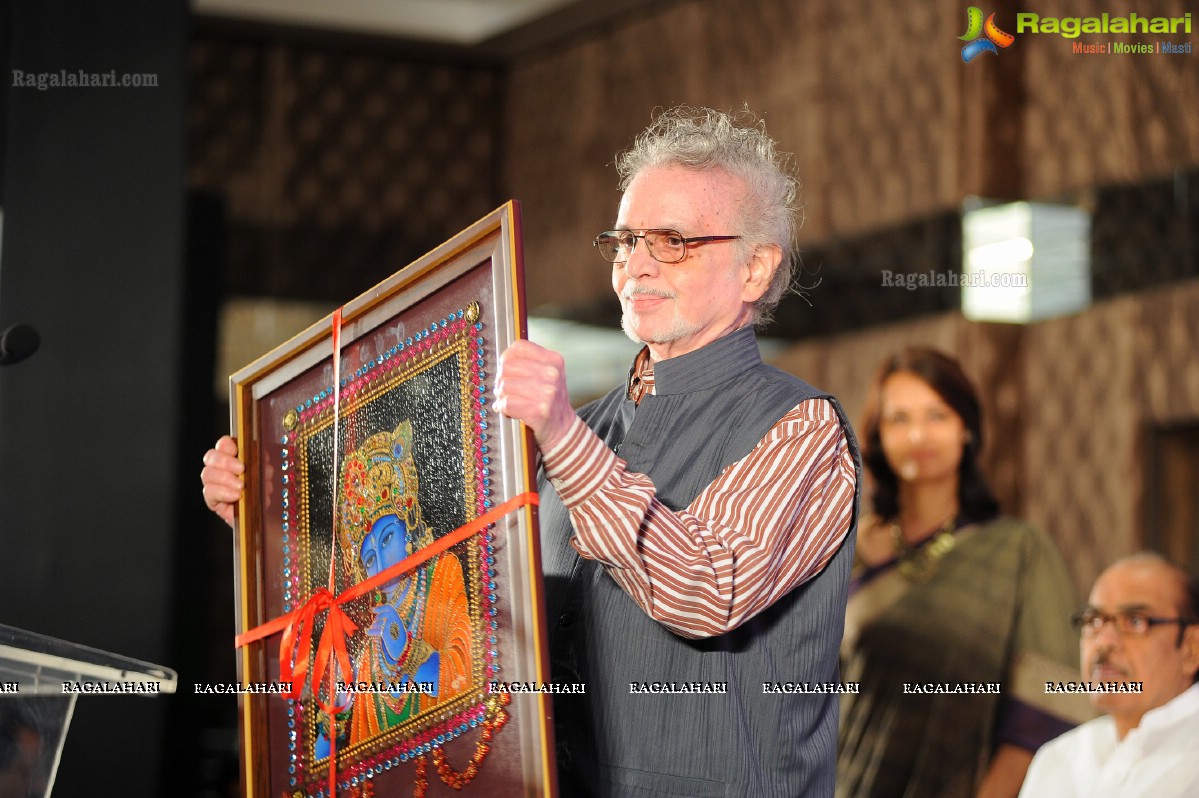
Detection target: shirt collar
<box><xmin>1132</xmin><ymin>682</ymin><xmax>1199</xmax><ymax>737</ymax></box>
<box><xmin>626</xmin><ymin>347</ymin><xmax>655</xmax><ymax>404</ymax></box>
<box><xmin>625</xmin><ymin>325</ymin><xmax>763</xmax><ymax>401</ymax></box>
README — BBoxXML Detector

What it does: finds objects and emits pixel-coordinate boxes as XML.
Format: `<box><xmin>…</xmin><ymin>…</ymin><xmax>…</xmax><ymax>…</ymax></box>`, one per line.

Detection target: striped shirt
<box><xmin>542</xmin><ymin>386</ymin><xmax>856</xmax><ymax>639</ymax></box>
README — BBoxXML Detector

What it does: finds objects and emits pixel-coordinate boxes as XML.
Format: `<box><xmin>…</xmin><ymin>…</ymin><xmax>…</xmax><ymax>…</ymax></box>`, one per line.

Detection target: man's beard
<box><xmin>619</xmin><ymin>285</ymin><xmax>700</xmax><ymax>345</ymax></box>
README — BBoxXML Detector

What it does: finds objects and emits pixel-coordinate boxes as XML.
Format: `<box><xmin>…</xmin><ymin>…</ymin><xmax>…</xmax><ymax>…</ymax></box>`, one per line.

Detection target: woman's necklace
<box><xmin>890</xmin><ymin>516</ymin><xmax>957</xmax><ymax>581</ymax></box>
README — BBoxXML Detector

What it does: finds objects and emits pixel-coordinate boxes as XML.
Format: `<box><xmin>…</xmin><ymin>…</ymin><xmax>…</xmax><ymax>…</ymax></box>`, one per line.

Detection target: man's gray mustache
<box><xmin>622</xmin><ymin>285</ymin><xmax>676</xmax><ymax>301</ymax></box>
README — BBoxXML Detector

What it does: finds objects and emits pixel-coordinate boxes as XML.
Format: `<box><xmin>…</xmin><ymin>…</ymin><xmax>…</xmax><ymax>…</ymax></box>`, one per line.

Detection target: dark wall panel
<box><xmin>0</xmin><ymin>1</ymin><xmax>187</xmax><ymax>794</ymax></box>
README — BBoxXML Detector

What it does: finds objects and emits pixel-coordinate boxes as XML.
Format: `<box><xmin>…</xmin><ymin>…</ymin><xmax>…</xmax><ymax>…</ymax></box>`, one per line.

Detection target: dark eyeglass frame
<box><xmin>592</xmin><ymin>228</ymin><xmax>742</xmax><ymax>264</ymax></box>
<box><xmin>1070</xmin><ymin>608</ymin><xmax>1196</xmax><ymax>640</ymax></box>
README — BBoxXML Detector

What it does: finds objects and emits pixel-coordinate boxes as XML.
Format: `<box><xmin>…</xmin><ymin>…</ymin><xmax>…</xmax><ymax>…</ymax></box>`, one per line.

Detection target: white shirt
<box><xmin>1019</xmin><ymin>683</ymin><xmax>1199</xmax><ymax>798</ymax></box>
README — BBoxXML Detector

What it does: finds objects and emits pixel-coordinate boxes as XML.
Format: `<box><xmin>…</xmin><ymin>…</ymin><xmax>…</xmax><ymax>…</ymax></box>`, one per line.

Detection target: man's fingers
<box><xmin>494</xmin><ymin>342</ymin><xmax>574</xmax><ymax>449</ymax></box>
<box><xmin>201</xmin><ymin>483</ymin><xmax>237</xmax><ymax>528</ymax></box>
<box><xmin>203</xmin><ymin>445</ymin><xmax>244</xmax><ymax>475</ymax></box>
<box><xmin>201</xmin><ymin>470</ymin><xmax>243</xmax><ymax>501</ymax></box>
<box><xmin>200</xmin><ymin>456</ymin><xmax>244</xmax><ymax>488</ymax></box>
<box><xmin>202</xmin><ymin>436</ymin><xmax>244</xmax><ymax>529</ymax></box>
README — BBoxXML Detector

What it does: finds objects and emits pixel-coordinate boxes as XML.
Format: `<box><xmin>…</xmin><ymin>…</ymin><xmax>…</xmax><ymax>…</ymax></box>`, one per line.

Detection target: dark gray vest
<box><xmin>538</xmin><ymin>327</ymin><xmax>861</xmax><ymax>798</ymax></box>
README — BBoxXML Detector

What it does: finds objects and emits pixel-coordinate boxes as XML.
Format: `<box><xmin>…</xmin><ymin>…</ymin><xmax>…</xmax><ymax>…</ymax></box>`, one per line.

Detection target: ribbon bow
<box><xmin>234</xmin><ymin>491</ymin><xmax>538</xmax><ymax>795</ymax></box>
<box><xmin>278</xmin><ymin>586</ymin><xmax>359</xmax><ymax>712</ymax></box>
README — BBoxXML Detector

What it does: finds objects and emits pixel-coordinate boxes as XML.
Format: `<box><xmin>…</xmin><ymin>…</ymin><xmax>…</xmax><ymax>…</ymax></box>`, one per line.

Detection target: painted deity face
<box><xmin>359</xmin><ymin>514</ymin><xmax>408</xmax><ymax>579</ymax></box>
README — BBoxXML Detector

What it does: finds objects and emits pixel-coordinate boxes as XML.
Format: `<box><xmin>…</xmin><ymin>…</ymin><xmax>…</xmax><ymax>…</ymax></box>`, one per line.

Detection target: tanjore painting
<box><xmin>229</xmin><ymin>203</ymin><xmax>556</xmax><ymax>798</ymax></box>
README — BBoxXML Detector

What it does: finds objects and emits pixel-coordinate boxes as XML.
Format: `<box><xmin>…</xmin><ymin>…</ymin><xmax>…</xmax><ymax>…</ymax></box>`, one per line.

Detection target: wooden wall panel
<box><xmin>1023</xmin><ymin>0</ymin><xmax>1199</xmax><ymax>196</ymax></box>
<box><xmin>504</xmin><ymin>0</ymin><xmax>1199</xmax><ymax>313</ymax></box>
<box><xmin>190</xmin><ymin>33</ymin><xmax>502</xmax><ymax>300</ymax></box>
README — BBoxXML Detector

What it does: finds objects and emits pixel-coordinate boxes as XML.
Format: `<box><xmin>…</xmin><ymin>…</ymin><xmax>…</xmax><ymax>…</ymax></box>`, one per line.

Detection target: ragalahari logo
<box><xmin>959</xmin><ymin>7</ymin><xmax>1016</xmax><ymax>62</ymax></box>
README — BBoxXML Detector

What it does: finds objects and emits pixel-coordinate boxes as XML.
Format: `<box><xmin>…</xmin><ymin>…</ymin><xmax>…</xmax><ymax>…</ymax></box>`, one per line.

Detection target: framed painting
<box><xmin>229</xmin><ymin>202</ymin><xmax>556</xmax><ymax>798</ymax></box>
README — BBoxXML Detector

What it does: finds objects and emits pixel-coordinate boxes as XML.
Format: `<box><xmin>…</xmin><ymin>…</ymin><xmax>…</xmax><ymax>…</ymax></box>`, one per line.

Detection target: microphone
<box><xmin>0</xmin><ymin>323</ymin><xmax>40</xmax><ymax>365</ymax></box>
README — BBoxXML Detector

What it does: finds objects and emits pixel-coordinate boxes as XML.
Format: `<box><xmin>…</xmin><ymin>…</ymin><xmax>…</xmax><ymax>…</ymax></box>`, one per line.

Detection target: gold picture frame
<box><xmin>228</xmin><ymin>202</ymin><xmax>555</xmax><ymax>798</ymax></box>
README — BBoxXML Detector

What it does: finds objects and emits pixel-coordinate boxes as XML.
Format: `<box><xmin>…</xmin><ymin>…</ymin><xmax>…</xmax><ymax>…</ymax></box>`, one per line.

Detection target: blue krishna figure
<box><xmin>318</xmin><ymin>420</ymin><xmax>472</xmax><ymax>753</ymax></box>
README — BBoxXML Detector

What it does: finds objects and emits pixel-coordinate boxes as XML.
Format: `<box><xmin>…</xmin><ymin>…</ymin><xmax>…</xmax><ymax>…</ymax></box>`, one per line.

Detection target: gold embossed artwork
<box><xmin>229</xmin><ymin>204</ymin><xmax>556</xmax><ymax>797</ymax></box>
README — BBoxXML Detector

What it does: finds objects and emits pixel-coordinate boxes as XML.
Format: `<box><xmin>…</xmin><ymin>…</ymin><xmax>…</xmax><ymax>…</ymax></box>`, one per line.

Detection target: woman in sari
<box><xmin>837</xmin><ymin>348</ymin><xmax>1091</xmax><ymax>798</ymax></box>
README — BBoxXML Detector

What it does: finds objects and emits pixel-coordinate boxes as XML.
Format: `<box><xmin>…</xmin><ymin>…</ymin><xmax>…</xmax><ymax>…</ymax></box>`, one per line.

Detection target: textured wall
<box><xmin>190</xmin><ymin>32</ymin><xmax>503</xmax><ymax>300</ymax></box>
<box><xmin>1023</xmin><ymin>0</ymin><xmax>1199</xmax><ymax>196</ymax></box>
<box><xmin>188</xmin><ymin>3</ymin><xmax>1199</xmax><ymax>315</ymax></box>
<box><xmin>1020</xmin><ymin>297</ymin><xmax>1141</xmax><ymax>597</ymax></box>
<box><xmin>1023</xmin><ymin>281</ymin><xmax>1199</xmax><ymax>597</ymax></box>
<box><xmin>504</xmin><ymin>0</ymin><xmax>1199</xmax><ymax>313</ymax></box>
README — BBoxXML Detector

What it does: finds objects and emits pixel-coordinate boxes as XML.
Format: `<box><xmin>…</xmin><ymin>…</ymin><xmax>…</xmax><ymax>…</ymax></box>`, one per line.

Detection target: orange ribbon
<box><xmin>236</xmin><ymin>491</ymin><xmax>538</xmax><ymax>796</ymax></box>
<box><xmin>276</xmin><ymin>587</ymin><xmax>357</xmax><ymax>712</ymax></box>
<box><xmin>233</xmin><ymin>484</ymin><xmax>539</xmax><ymax>690</ymax></box>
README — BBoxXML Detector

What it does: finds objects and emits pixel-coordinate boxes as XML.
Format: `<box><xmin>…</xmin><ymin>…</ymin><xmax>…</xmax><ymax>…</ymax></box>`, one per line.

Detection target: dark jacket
<box><xmin>538</xmin><ymin>327</ymin><xmax>861</xmax><ymax>797</ymax></box>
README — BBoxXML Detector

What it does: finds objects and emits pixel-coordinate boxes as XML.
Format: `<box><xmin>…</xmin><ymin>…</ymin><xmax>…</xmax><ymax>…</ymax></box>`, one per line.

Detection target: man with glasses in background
<box><xmin>1018</xmin><ymin>552</ymin><xmax>1199</xmax><ymax>797</ymax></box>
<box><xmin>204</xmin><ymin>105</ymin><xmax>860</xmax><ymax>797</ymax></box>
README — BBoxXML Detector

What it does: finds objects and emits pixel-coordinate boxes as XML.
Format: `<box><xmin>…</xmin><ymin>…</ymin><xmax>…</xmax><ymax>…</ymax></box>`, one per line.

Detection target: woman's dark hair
<box><xmin>860</xmin><ymin>347</ymin><xmax>1000</xmax><ymax>524</ymax></box>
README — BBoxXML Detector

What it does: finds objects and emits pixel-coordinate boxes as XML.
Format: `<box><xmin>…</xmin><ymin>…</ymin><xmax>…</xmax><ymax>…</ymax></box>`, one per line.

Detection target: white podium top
<box><xmin>0</xmin><ymin>624</ymin><xmax>177</xmax><ymax>697</ymax></box>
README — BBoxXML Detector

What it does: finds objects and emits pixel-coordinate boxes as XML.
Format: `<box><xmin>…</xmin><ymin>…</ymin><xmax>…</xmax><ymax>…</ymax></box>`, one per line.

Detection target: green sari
<box><xmin>837</xmin><ymin>518</ymin><xmax>1092</xmax><ymax>798</ymax></box>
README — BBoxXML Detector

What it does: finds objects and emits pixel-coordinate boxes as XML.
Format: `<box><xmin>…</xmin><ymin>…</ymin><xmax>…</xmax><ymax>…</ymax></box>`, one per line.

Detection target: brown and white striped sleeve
<box><xmin>541</xmin><ymin>397</ymin><xmax>856</xmax><ymax>639</ymax></box>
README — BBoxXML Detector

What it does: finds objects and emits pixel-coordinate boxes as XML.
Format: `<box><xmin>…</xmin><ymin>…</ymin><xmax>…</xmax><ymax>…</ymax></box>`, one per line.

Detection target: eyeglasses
<box><xmin>1070</xmin><ymin>608</ymin><xmax>1196</xmax><ymax>637</ymax></box>
<box><xmin>592</xmin><ymin>229</ymin><xmax>741</xmax><ymax>264</ymax></box>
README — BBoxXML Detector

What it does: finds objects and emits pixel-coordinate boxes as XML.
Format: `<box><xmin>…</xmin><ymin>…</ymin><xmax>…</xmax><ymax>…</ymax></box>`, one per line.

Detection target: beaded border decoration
<box><xmin>276</xmin><ymin>303</ymin><xmax>507</xmax><ymax>797</ymax></box>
